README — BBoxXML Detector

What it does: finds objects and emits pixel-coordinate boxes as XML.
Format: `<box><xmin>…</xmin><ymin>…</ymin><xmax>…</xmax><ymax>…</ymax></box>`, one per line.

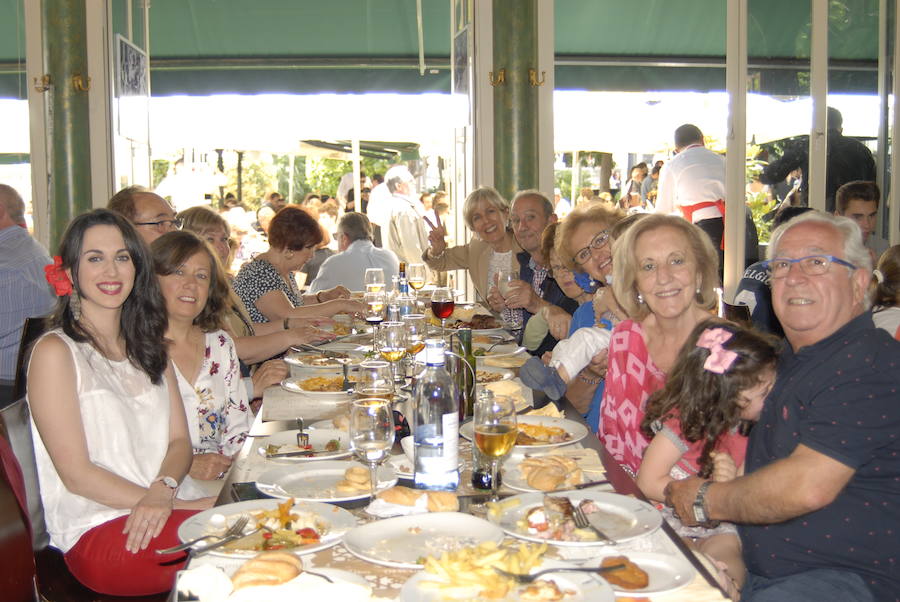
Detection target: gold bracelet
<box><xmin>578</xmin><ymin>372</ymin><xmax>602</xmax><ymax>385</ymax></box>
<box><xmin>283</xmin><ymin>317</ymin><xmax>290</xmax><ymax>330</ymax></box>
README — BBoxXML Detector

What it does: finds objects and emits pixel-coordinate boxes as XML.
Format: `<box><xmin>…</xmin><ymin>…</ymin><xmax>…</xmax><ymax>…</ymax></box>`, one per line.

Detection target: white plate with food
<box><xmin>308</xmin><ymin>416</ymin><xmax>349</xmax><ymax>431</ymax></box>
<box><xmin>500</xmin><ymin>454</ymin><xmax>607</xmax><ymax>493</ymax></box>
<box><xmin>487</xmin><ymin>491</ymin><xmax>662</xmax><ymax>547</ymax></box>
<box><xmin>589</xmin><ymin>551</ymin><xmax>696</xmax><ymax>595</ymax></box>
<box><xmin>473</xmin><ymin>342</ymin><xmax>527</xmax><ymax>358</ymax></box>
<box><xmin>176</xmin><ymin>566</ymin><xmax>371</xmax><ymax>600</ymax></box>
<box><xmin>474</xmin><ymin>365</ymin><xmax>514</xmax><ymax>384</ymax></box>
<box><xmin>459</xmin><ymin>415</ymin><xmax>588</xmax><ymax>450</ymax></box>
<box><xmin>261</xmin><ymin>428</ymin><xmax>352</xmax><ymax>462</ymax></box>
<box><xmin>401</xmin><ymin>555</ymin><xmax>615</xmax><ymax>602</ymax></box>
<box><xmin>280</xmin><ymin>376</ymin><xmax>354</xmax><ymax>398</ymax></box>
<box><xmin>284</xmin><ymin>351</ymin><xmax>365</xmax><ymax>369</ymax></box>
<box><xmin>342</xmin><ymin>512</ymin><xmax>505</xmax><ymax>569</ymax></box>
<box><xmin>176</xmin><ymin>498</ymin><xmax>356</xmax><ymax>558</ymax></box>
<box><xmin>255</xmin><ymin>461</ymin><xmax>397</xmax><ymax>502</ymax></box>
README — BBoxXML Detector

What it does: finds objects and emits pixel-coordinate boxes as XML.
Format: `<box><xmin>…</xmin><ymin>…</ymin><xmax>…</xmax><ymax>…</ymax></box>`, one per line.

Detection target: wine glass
<box><xmin>496</xmin><ymin>269</ymin><xmax>523</xmax><ymax>330</ymax></box>
<box><xmin>349</xmin><ymin>398</ymin><xmax>395</xmax><ymax>498</ymax></box>
<box><xmin>378</xmin><ymin>321</ymin><xmax>407</xmax><ymax>384</ymax></box>
<box><xmin>473</xmin><ymin>393</ymin><xmax>517</xmax><ymax>502</ymax></box>
<box><xmin>401</xmin><ymin>313</ymin><xmax>427</xmax><ymax>381</ymax></box>
<box><xmin>407</xmin><ymin>263</ymin><xmax>427</xmax><ymax>291</ymax></box>
<box><xmin>430</xmin><ymin>287</ymin><xmax>454</xmax><ymax>340</ymax></box>
<box><xmin>356</xmin><ymin>360</ymin><xmax>394</xmax><ymax>402</ymax></box>
<box><xmin>365</xmin><ymin>268</ymin><xmax>385</xmax><ymax>293</ymax></box>
<box><xmin>364</xmin><ymin>291</ymin><xmax>385</xmax><ymax>351</ymax></box>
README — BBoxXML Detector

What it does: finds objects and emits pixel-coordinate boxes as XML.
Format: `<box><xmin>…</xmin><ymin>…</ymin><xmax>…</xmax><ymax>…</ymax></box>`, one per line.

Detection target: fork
<box><xmin>156</xmin><ymin>514</ymin><xmax>249</xmax><ymax>555</ymax></box>
<box><xmin>572</xmin><ymin>505</ymin><xmax>615</xmax><ymax>544</ymax></box>
<box><xmin>493</xmin><ymin>563</ymin><xmax>625</xmax><ymax>584</ymax></box>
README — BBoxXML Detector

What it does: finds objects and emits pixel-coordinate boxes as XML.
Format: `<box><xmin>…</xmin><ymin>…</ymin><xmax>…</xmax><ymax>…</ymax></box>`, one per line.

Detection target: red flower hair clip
<box><xmin>44</xmin><ymin>256</ymin><xmax>73</xmax><ymax>296</ymax></box>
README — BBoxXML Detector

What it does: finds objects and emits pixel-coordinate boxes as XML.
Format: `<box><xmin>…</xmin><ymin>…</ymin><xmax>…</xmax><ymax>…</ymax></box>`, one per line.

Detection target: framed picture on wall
<box><xmin>115</xmin><ymin>35</ymin><xmax>149</xmax><ymax>144</ymax></box>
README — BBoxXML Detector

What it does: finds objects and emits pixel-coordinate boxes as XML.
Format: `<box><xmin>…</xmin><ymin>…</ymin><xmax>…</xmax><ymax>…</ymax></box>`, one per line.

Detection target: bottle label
<box><xmin>441</xmin><ymin>412</ymin><xmax>459</xmax><ymax>469</ymax></box>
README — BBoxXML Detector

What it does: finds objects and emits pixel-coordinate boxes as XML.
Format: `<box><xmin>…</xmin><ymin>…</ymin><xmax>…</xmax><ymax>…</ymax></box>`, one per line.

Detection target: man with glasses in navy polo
<box><xmin>107</xmin><ymin>185</ymin><xmax>181</xmax><ymax>245</ymax></box>
<box><xmin>666</xmin><ymin>211</ymin><xmax>900</xmax><ymax>601</ymax></box>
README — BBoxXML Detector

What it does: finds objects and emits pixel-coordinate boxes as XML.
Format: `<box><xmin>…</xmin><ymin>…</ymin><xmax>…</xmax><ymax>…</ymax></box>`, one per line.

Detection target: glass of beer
<box><xmin>473</xmin><ymin>392</ymin><xmax>517</xmax><ymax>502</ymax></box>
<box><xmin>407</xmin><ymin>263</ymin><xmax>427</xmax><ymax>290</ymax></box>
<box><xmin>356</xmin><ymin>360</ymin><xmax>394</xmax><ymax>401</ymax></box>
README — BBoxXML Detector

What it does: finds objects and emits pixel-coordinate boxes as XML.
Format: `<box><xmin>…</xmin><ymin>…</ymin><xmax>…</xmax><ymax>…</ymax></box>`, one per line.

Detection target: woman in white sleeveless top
<box><xmin>150</xmin><ymin>230</ymin><xmax>253</xmax><ymax>482</ymax></box>
<box><xmin>28</xmin><ymin>209</ymin><xmax>203</xmax><ymax>596</ymax></box>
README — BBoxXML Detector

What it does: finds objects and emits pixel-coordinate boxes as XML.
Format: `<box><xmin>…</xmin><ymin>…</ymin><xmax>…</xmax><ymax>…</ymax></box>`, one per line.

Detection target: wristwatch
<box><xmin>153</xmin><ymin>475</ymin><xmax>179</xmax><ymax>494</ymax></box>
<box><xmin>692</xmin><ymin>480</ymin><xmax>714</xmax><ymax>524</ymax></box>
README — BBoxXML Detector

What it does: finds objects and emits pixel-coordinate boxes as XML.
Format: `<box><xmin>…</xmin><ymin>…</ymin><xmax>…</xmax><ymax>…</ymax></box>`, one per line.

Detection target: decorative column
<box><xmin>491</xmin><ymin>0</ymin><xmax>540</xmax><ymax>201</ymax></box>
<box><xmin>43</xmin><ymin>0</ymin><xmax>93</xmax><ymax>246</ymax></box>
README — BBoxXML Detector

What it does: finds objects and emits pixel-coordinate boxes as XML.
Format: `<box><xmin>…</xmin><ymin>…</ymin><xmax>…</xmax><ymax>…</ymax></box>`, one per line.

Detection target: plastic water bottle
<box><xmin>412</xmin><ymin>339</ymin><xmax>460</xmax><ymax>490</ymax></box>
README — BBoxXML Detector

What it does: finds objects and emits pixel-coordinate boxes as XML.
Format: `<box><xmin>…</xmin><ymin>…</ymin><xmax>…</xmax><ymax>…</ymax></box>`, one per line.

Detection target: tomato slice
<box><xmin>295</xmin><ymin>527</ymin><xmax>320</xmax><ymax>541</ymax></box>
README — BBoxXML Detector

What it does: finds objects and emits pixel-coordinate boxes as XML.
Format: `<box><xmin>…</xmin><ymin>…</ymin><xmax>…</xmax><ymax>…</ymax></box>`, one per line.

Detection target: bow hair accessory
<box><xmin>696</xmin><ymin>327</ymin><xmax>738</xmax><ymax>374</ymax></box>
<box><xmin>873</xmin><ymin>269</ymin><xmax>885</xmax><ymax>284</ymax></box>
<box><xmin>44</xmin><ymin>256</ymin><xmax>73</xmax><ymax>296</ymax></box>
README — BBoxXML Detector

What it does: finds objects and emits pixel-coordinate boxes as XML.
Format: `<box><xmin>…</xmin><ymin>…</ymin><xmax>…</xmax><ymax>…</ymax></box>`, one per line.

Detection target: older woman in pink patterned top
<box><xmin>602</xmin><ymin>214</ymin><xmax>720</xmax><ymax>476</ymax></box>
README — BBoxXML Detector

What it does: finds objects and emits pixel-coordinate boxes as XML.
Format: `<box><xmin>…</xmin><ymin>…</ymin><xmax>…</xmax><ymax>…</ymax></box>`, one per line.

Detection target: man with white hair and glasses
<box><xmin>666</xmin><ymin>211</ymin><xmax>900</xmax><ymax>601</ymax></box>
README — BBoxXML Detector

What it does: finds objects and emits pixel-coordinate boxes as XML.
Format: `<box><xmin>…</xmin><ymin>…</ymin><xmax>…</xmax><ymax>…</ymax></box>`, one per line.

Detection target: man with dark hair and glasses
<box><xmin>667</xmin><ymin>211</ymin><xmax>900</xmax><ymax>601</ymax></box>
<box><xmin>108</xmin><ymin>185</ymin><xmax>181</xmax><ymax>244</ymax></box>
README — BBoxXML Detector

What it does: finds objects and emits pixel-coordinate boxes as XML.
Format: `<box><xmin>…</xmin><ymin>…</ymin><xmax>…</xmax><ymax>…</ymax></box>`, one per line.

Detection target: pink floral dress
<box><xmin>600</xmin><ymin>320</ymin><xmax>666</xmax><ymax>476</ymax></box>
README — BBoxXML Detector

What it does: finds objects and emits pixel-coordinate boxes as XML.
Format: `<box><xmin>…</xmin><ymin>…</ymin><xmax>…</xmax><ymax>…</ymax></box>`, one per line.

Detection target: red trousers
<box><xmin>64</xmin><ymin>509</ymin><xmax>199</xmax><ymax>596</ymax></box>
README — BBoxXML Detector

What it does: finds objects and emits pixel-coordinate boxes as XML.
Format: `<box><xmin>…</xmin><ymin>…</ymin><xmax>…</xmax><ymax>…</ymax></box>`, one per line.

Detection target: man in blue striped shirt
<box><xmin>0</xmin><ymin>184</ymin><xmax>55</xmax><ymax>408</ymax></box>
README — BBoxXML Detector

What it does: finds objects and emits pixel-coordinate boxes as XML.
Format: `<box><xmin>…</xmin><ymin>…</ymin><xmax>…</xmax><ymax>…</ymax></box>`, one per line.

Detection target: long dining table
<box><xmin>183</xmin><ymin>350</ymin><xmax>731</xmax><ymax>601</ymax></box>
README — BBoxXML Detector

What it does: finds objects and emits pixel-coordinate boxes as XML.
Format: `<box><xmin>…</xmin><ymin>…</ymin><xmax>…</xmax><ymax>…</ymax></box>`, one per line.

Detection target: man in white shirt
<box><xmin>383</xmin><ymin>165</ymin><xmax>430</xmax><ymax>273</ymax></box>
<box><xmin>655</xmin><ymin>124</ymin><xmax>726</xmax><ymax>265</ymax></box>
<box><xmin>366</xmin><ymin>173</ymin><xmax>391</xmax><ymax>240</ymax></box>
<box><xmin>309</xmin><ymin>212</ymin><xmax>400</xmax><ymax>293</ymax></box>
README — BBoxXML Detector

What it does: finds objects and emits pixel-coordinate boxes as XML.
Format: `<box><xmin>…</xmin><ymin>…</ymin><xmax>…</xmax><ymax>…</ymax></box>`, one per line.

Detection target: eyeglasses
<box><xmin>548</xmin><ymin>264</ymin><xmax>572</xmax><ymax>279</ymax></box>
<box><xmin>762</xmin><ymin>254</ymin><xmax>857</xmax><ymax>279</ymax></box>
<box><xmin>134</xmin><ymin>218</ymin><xmax>183</xmax><ymax>231</ymax></box>
<box><xmin>572</xmin><ymin>230</ymin><xmax>610</xmax><ymax>266</ymax></box>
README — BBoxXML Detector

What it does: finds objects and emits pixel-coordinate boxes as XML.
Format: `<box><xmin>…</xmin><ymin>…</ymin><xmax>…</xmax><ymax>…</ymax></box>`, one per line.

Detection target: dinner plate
<box><xmin>308</xmin><ymin>418</ymin><xmax>347</xmax><ymax>431</ymax></box>
<box><xmin>261</xmin><ymin>428</ymin><xmax>352</xmax><ymax>461</ymax></box>
<box><xmin>280</xmin><ymin>377</ymin><xmax>354</xmax><ymax>398</ymax></box>
<box><xmin>487</xmin><ymin>491</ymin><xmax>662</xmax><ymax>546</ymax></box>
<box><xmin>459</xmin><ymin>415</ymin><xmax>588</xmax><ymax>451</ymax></box>
<box><xmin>176</xmin><ymin>567</ymin><xmax>371</xmax><ymax>601</ymax></box>
<box><xmin>589</xmin><ymin>551</ymin><xmax>696</xmax><ymax>595</ymax></box>
<box><xmin>255</xmin><ymin>460</ymin><xmax>398</xmax><ymax>502</ymax></box>
<box><xmin>499</xmin><ymin>455</ymin><xmax>605</xmax><ymax>493</ymax></box>
<box><xmin>386</xmin><ymin>453</ymin><xmax>465</xmax><ymax>479</ymax></box>
<box><xmin>400</xmin><ymin>557</ymin><xmax>615</xmax><ymax>601</ymax></box>
<box><xmin>176</xmin><ymin>499</ymin><xmax>356</xmax><ymax>558</ymax></box>
<box><xmin>284</xmin><ymin>351</ymin><xmax>365</xmax><ymax>369</ymax></box>
<box><xmin>474</xmin><ymin>365</ymin><xmax>514</xmax><ymax>384</ymax></box>
<box><xmin>342</xmin><ymin>512</ymin><xmax>505</xmax><ymax>569</ymax></box>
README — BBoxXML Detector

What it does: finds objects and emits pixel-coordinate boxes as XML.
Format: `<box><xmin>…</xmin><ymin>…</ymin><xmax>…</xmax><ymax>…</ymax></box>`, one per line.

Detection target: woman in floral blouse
<box><xmin>151</xmin><ymin>231</ymin><xmax>252</xmax><ymax>481</ymax></box>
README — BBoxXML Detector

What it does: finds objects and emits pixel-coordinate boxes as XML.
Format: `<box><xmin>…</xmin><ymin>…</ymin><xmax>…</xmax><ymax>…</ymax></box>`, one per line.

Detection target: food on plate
<box><xmin>476</xmin><ymin>369</ymin><xmax>505</xmax><ymax>383</ymax></box>
<box><xmin>335</xmin><ymin>465</ymin><xmax>370</xmax><ymax>494</ymax></box>
<box><xmin>520</xmin><ymin>579</ymin><xmax>573</xmax><ymax>601</ymax></box>
<box><xmin>376</xmin><ymin>486</ymin><xmax>459</xmax><ymax>512</ymax></box>
<box><xmin>599</xmin><ymin>555</ymin><xmax>650</xmax><ymax>590</ymax></box>
<box><xmin>418</xmin><ymin>541</ymin><xmax>550</xmax><ymax>599</ymax></box>
<box><xmin>265</xmin><ymin>438</ymin><xmax>341</xmax><ymax>456</ymax></box>
<box><xmin>516</xmin><ymin>423</ymin><xmax>572</xmax><ymax>446</ymax></box>
<box><xmin>460</xmin><ymin>314</ymin><xmax>502</xmax><ymax>329</ymax></box>
<box><xmin>518</xmin><ymin>456</ymin><xmax>583</xmax><ymax>491</ymax></box>
<box><xmin>332</xmin><ymin>414</ymin><xmax>350</xmax><ymax>431</ymax></box>
<box><xmin>231</xmin><ymin>551</ymin><xmax>304</xmax><ymax>590</ymax></box>
<box><xmin>299</xmin><ymin>376</ymin><xmax>345</xmax><ymax>392</ymax></box>
<box><xmin>220</xmin><ymin>498</ymin><xmax>328</xmax><ymax>553</ymax></box>
<box><xmin>521</xmin><ymin>496</ymin><xmax>600</xmax><ymax>542</ymax></box>
<box><xmin>484</xmin><ymin>354</ymin><xmax>529</xmax><ymax>368</ymax></box>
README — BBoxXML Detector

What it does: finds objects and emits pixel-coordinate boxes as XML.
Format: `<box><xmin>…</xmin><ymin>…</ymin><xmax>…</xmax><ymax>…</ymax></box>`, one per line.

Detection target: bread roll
<box><xmin>378</xmin><ymin>486</ymin><xmax>425</xmax><ymax>506</ymax></box>
<box><xmin>231</xmin><ymin>551</ymin><xmax>303</xmax><ymax>590</ymax></box>
<box><xmin>345</xmin><ymin>465</ymin><xmax>370</xmax><ymax>486</ymax></box>
<box><xmin>335</xmin><ymin>479</ymin><xmax>364</xmax><ymax>494</ymax></box>
<box><xmin>526</xmin><ymin>466</ymin><xmax>566</xmax><ymax>492</ymax></box>
<box><xmin>425</xmin><ymin>491</ymin><xmax>459</xmax><ymax>512</ymax></box>
<box><xmin>332</xmin><ymin>414</ymin><xmax>350</xmax><ymax>431</ymax></box>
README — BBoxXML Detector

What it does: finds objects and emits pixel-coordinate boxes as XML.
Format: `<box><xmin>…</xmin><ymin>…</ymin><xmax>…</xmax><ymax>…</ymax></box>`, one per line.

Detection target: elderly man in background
<box><xmin>491</xmin><ymin>190</ymin><xmax>577</xmax><ymax>355</ymax></box>
<box><xmin>384</xmin><ymin>165</ymin><xmax>430</xmax><ymax>273</ymax></box>
<box><xmin>309</xmin><ymin>212</ymin><xmax>399</xmax><ymax>294</ymax></box>
<box><xmin>0</xmin><ymin>184</ymin><xmax>55</xmax><ymax>407</ymax></box>
<box><xmin>107</xmin><ymin>185</ymin><xmax>180</xmax><ymax>245</ymax></box>
<box><xmin>666</xmin><ymin>211</ymin><xmax>900</xmax><ymax>601</ymax></box>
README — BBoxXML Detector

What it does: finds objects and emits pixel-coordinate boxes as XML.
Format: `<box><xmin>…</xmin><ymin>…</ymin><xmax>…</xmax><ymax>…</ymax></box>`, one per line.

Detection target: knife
<box><xmin>265</xmin><ymin>448</ymin><xmax>337</xmax><ymax>459</ymax></box>
<box><xmin>191</xmin><ymin>528</ymin><xmax>260</xmax><ymax>557</ymax></box>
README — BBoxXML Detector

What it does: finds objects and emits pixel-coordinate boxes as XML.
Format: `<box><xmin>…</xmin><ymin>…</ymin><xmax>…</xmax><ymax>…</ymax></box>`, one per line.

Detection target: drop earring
<box><xmin>70</xmin><ymin>290</ymin><xmax>82</xmax><ymax>321</ymax></box>
<box><xmin>637</xmin><ymin>293</ymin><xmax>644</xmax><ymax>304</ymax></box>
